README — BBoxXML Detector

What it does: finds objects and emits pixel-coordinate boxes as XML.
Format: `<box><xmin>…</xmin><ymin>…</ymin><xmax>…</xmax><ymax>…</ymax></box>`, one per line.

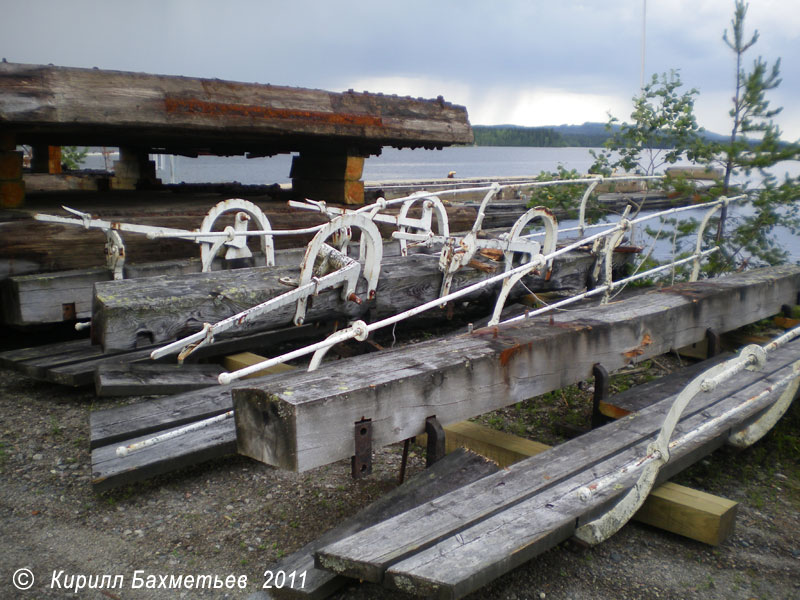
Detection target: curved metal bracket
<box><xmin>690</xmin><ymin>196</ymin><xmax>728</xmax><ymax>281</ymax></box>
<box><xmin>503</xmin><ymin>206</ymin><xmax>558</xmax><ymax>274</ymax></box>
<box><xmin>599</xmin><ymin>223</ymin><xmax>629</xmax><ymax>305</ymax></box>
<box><xmin>574</xmin><ymin>346</ymin><xmax>758</xmax><ymax>545</ymax></box>
<box><xmin>396</xmin><ymin>193</ymin><xmax>450</xmax><ymax>257</ymax></box>
<box><xmin>198</xmin><ymin>198</ymin><xmax>275</xmax><ymax>272</ymax></box>
<box><xmin>578</xmin><ymin>178</ymin><xmax>602</xmax><ymax>237</ymax></box>
<box><xmin>294</xmin><ymin>213</ymin><xmax>383</xmax><ymax>326</ymax></box>
<box><xmin>729</xmin><ymin>360</ymin><xmax>800</xmax><ymax>448</ymax></box>
<box><xmin>307</xmin><ymin>320</ymin><xmax>369</xmax><ymax>371</ymax></box>
<box><xmin>471</xmin><ymin>182</ymin><xmax>501</xmax><ymax>234</ymax></box>
<box><xmin>488</xmin><ymin>255</ymin><xmax>546</xmax><ymax>326</ymax></box>
<box><xmin>104</xmin><ymin>229</ymin><xmax>126</xmax><ymax>280</ymax></box>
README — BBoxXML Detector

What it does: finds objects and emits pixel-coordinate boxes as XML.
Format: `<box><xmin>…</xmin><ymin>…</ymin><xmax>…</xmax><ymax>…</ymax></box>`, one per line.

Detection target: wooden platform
<box><xmin>313</xmin><ymin>342</ymin><xmax>800</xmax><ymax>598</ymax></box>
<box><xmin>86</xmin><ymin>266</ymin><xmax>800</xmax><ymax>490</ymax></box>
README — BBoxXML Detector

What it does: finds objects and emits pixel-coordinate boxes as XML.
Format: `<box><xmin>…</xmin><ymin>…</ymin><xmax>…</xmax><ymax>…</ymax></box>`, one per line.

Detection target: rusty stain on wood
<box><xmin>499</xmin><ymin>343</ymin><xmax>531</xmax><ymax>367</ymax></box>
<box><xmin>164</xmin><ymin>96</ymin><xmax>384</xmax><ymax>128</ymax></box>
<box><xmin>624</xmin><ymin>332</ymin><xmax>653</xmax><ymax>360</ymax></box>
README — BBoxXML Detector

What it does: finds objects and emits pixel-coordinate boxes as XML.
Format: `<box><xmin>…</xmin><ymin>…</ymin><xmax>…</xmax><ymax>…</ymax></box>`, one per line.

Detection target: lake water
<box><xmin>88</xmin><ymin>146</ymin><xmax>607</xmax><ymax>185</ymax></box>
<box><xmin>84</xmin><ymin>146</ymin><xmax>799</xmax><ymax>262</ymax></box>
<box><xmin>85</xmin><ymin>145</ymin><xmax>798</xmax><ymax>187</ymax></box>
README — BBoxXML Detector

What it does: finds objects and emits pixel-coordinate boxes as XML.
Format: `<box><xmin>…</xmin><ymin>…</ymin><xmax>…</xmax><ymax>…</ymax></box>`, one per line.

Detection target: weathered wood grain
<box><xmin>421</xmin><ymin>419</ymin><xmax>738</xmax><ymax>547</ymax></box>
<box><xmin>0</xmin><ymin>62</ymin><xmax>472</xmax><ymax>153</ymax></box>
<box><xmin>94</xmin><ymin>362</ymin><xmax>225</xmax><ymax>397</ymax></box>
<box><xmin>315</xmin><ymin>344</ymin><xmax>800</xmax><ymax>596</ymax></box>
<box><xmin>90</xmin><ymin>385</ymin><xmax>235</xmax><ymax>449</ymax></box>
<box><xmin>2</xmin><ymin>237</ymin><xmax>425</xmax><ymax>326</ymax></box>
<box><xmin>92</xmin><ymin>250</ymin><xmax>599</xmax><ymax>351</ymax></box>
<box><xmin>234</xmin><ymin>266</ymin><xmax>800</xmax><ymax>473</ymax></box>
<box><xmin>91</xmin><ymin>417</ymin><xmax>237</xmax><ymax>492</ymax></box>
<box><xmin>269</xmin><ymin>449</ymin><xmax>499</xmax><ymax>600</ymax></box>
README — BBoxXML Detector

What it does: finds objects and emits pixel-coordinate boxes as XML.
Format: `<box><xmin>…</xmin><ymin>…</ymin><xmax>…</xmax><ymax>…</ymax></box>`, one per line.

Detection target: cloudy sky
<box><xmin>2</xmin><ymin>0</ymin><xmax>798</xmax><ymax>139</ymax></box>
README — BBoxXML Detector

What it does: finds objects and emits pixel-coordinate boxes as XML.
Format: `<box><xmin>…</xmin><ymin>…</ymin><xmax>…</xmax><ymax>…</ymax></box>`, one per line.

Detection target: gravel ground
<box><xmin>0</xmin><ymin>353</ymin><xmax>798</xmax><ymax>600</ymax></box>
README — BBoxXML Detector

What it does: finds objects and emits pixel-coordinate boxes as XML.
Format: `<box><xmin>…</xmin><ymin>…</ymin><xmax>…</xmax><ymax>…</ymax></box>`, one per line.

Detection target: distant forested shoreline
<box><xmin>472</xmin><ymin>123</ymin><xmax>730</xmax><ymax>148</ymax></box>
<box><xmin>472</xmin><ymin>124</ymin><xmax>611</xmax><ymax>147</ymax></box>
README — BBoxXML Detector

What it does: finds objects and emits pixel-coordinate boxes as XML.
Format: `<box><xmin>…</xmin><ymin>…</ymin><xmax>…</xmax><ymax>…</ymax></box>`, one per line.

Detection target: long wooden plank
<box><xmin>3</xmin><ymin>321</ymin><xmax>330</xmax><ymax>387</ymax></box>
<box><xmin>92</xmin><ymin>250</ymin><xmax>600</xmax><ymax>351</ymax></box>
<box><xmin>90</xmin><ymin>385</ymin><xmax>235</xmax><ymax>449</ymax></box>
<box><xmin>316</xmin><ymin>345</ymin><xmax>800</xmax><ymax>596</ymax></box>
<box><xmin>91</xmin><ymin>417</ymin><xmax>237</xmax><ymax>492</ymax></box>
<box><xmin>0</xmin><ymin>338</ymin><xmax>97</xmax><ymax>370</ymax></box>
<box><xmin>379</xmin><ymin>374</ymin><xmax>787</xmax><ymax>599</ymax></box>
<box><xmin>425</xmin><ymin>420</ymin><xmax>738</xmax><ymax>546</ymax></box>
<box><xmin>269</xmin><ymin>449</ymin><xmax>499</xmax><ymax>600</ymax></box>
<box><xmin>94</xmin><ymin>363</ymin><xmax>225</xmax><ymax>397</ymax></box>
<box><xmin>233</xmin><ymin>266</ymin><xmax>800</xmax><ymax>473</ymax></box>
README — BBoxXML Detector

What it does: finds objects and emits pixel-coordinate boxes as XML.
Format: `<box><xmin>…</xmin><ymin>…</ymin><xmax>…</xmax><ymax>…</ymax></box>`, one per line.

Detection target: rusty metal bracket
<box><xmin>591</xmin><ymin>363</ymin><xmax>610</xmax><ymax>429</ymax></box>
<box><xmin>425</xmin><ymin>416</ymin><xmax>446</xmax><ymax>468</ymax></box>
<box><xmin>398</xmin><ymin>438</ymin><xmax>411</xmax><ymax>485</ymax></box>
<box><xmin>352</xmin><ymin>418</ymin><xmax>373</xmax><ymax>479</ymax></box>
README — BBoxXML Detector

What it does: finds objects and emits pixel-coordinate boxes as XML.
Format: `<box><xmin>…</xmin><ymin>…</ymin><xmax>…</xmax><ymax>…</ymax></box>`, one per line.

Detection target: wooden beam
<box><xmin>0</xmin><ymin>62</ymin><xmax>473</xmax><ymax>152</ymax></box>
<box><xmin>635</xmin><ymin>482</ymin><xmax>738</xmax><ymax>547</ymax></box>
<box><xmin>31</xmin><ymin>145</ymin><xmax>62</xmax><ymax>174</ymax></box>
<box><xmin>94</xmin><ymin>362</ymin><xmax>224</xmax><ymax>397</ymax></box>
<box><xmin>420</xmin><ymin>420</ymin><xmax>737</xmax><ymax>546</ymax></box>
<box><xmin>314</xmin><ymin>346</ymin><xmax>799</xmax><ymax>596</ymax></box>
<box><xmin>222</xmin><ymin>352</ymin><xmax>296</xmax><ymax>378</ymax></box>
<box><xmin>233</xmin><ymin>266</ymin><xmax>800</xmax><ymax>473</ymax></box>
<box><xmin>416</xmin><ymin>420</ymin><xmax>549</xmax><ymax>468</ymax></box>
<box><xmin>91</xmin><ymin>250</ymin><xmax>601</xmax><ymax>351</ymax></box>
<box><xmin>0</xmin><ymin>136</ymin><xmax>24</xmax><ymax>208</ymax></box>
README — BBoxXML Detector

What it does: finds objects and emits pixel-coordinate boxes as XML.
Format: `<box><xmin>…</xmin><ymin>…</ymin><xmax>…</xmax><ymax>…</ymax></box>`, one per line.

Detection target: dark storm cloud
<box><xmin>1</xmin><ymin>0</ymin><xmax>797</xmax><ymax>137</ymax></box>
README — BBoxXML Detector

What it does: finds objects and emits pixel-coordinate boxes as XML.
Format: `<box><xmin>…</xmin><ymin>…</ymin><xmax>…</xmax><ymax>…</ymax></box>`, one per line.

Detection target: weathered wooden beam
<box><xmin>31</xmin><ymin>145</ymin><xmax>62</xmax><ymax>174</ymax></box>
<box><xmin>635</xmin><ymin>482</ymin><xmax>738</xmax><ymax>547</ymax></box>
<box><xmin>422</xmin><ymin>420</ymin><xmax>738</xmax><ymax>546</ymax></box>
<box><xmin>91</xmin><ymin>417</ymin><xmax>237</xmax><ymax>492</ymax></box>
<box><xmin>0</xmin><ymin>62</ymin><xmax>472</xmax><ymax>154</ymax></box>
<box><xmin>91</xmin><ymin>250</ymin><xmax>600</xmax><ymax>351</ymax></box>
<box><xmin>90</xmin><ymin>385</ymin><xmax>235</xmax><ymax>449</ymax></box>
<box><xmin>94</xmin><ymin>362</ymin><xmax>225</xmax><ymax>397</ymax></box>
<box><xmin>0</xmin><ymin>132</ymin><xmax>24</xmax><ymax>208</ymax></box>
<box><xmin>233</xmin><ymin>266</ymin><xmax>800</xmax><ymax>473</ymax></box>
<box><xmin>222</xmin><ymin>352</ymin><xmax>296</xmax><ymax>378</ymax></box>
<box><xmin>315</xmin><ymin>345</ymin><xmax>799</xmax><ymax>596</ymax></box>
<box><xmin>1</xmin><ymin>321</ymin><xmax>330</xmax><ymax>387</ymax></box>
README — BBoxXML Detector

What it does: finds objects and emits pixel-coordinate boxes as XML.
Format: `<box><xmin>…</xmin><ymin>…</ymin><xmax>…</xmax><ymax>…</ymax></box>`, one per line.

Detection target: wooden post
<box><xmin>31</xmin><ymin>145</ymin><xmax>62</xmax><ymax>173</ymax></box>
<box><xmin>291</xmin><ymin>152</ymin><xmax>366</xmax><ymax>205</ymax></box>
<box><xmin>111</xmin><ymin>147</ymin><xmax>159</xmax><ymax>190</ymax></box>
<box><xmin>0</xmin><ymin>131</ymin><xmax>25</xmax><ymax>208</ymax></box>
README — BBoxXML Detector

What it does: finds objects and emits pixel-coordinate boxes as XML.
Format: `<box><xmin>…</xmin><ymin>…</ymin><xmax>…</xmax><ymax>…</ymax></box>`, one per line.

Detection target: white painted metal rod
<box><xmin>115</xmin><ymin>410</ymin><xmax>233</xmax><ymax>457</ymax></box>
<box><xmin>499</xmin><ymin>248</ymin><xmax>719</xmax><ymax>326</ymax></box>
